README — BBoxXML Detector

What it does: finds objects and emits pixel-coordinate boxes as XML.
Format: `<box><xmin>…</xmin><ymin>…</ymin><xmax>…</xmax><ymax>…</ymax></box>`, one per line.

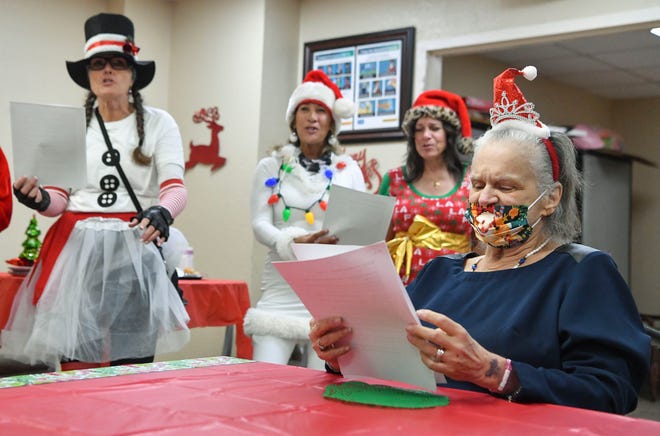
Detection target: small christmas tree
<box><xmin>19</xmin><ymin>214</ymin><xmax>42</xmax><ymax>263</ymax></box>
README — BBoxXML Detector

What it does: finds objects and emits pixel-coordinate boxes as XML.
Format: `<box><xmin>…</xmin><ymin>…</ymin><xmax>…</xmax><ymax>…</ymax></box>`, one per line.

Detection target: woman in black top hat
<box><xmin>2</xmin><ymin>13</ymin><xmax>190</xmax><ymax>369</ymax></box>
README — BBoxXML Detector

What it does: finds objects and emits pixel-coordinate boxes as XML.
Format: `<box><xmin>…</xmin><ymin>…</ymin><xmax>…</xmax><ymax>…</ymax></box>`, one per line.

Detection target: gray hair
<box><xmin>473</xmin><ymin>127</ymin><xmax>583</xmax><ymax>244</ymax></box>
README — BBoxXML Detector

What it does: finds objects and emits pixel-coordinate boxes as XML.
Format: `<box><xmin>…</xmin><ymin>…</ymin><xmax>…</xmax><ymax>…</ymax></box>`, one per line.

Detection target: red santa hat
<box><xmin>286</xmin><ymin>70</ymin><xmax>355</xmax><ymax>135</ymax></box>
<box><xmin>489</xmin><ymin>66</ymin><xmax>559</xmax><ymax>180</ymax></box>
<box><xmin>489</xmin><ymin>66</ymin><xmax>550</xmax><ymax>138</ymax></box>
<box><xmin>402</xmin><ymin>89</ymin><xmax>473</xmax><ymax>154</ymax></box>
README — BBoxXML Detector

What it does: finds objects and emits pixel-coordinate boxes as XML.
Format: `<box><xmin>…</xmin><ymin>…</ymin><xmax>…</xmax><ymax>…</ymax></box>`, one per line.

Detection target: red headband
<box><xmin>542</xmin><ymin>138</ymin><xmax>560</xmax><ymax>182</ymax></box>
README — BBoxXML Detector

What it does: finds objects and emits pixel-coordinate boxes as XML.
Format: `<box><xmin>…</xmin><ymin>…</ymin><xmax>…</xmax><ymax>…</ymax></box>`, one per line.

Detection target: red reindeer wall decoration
<box><xmin>185</xmin><ymin>106</ymin><xmax>226</xmax><ymax>172</ymax></box>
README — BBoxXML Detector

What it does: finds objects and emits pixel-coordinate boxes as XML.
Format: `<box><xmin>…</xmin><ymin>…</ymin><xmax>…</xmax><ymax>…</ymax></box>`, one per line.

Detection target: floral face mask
<box><xmin>465</xmin><ymin>190</ymin><xmax>546</xmax><ymax>248</ymax></box>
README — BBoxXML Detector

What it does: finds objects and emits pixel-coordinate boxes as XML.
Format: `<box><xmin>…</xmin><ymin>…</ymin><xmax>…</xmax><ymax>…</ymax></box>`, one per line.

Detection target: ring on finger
<box><xmin>434</xmin><ymin>347</ymin><xmax>446</xmax><ymax>362</ymax></box>
<box><xmin>318</xmin><ymin>340</ymin><xmax>335</xmax><ymax>352</ymax></box>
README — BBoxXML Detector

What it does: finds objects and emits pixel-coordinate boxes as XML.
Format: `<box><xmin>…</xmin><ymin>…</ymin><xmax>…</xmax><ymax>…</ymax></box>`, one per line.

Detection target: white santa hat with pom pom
<box><xmin>286</xmin><ymin>69</ymin><xmax>355</xmax><ymax>136</ymax></box>
<box><xmin>489</xmin><ymin>65</ymin><xmax>550</xmax><ymax>138</ymax></box>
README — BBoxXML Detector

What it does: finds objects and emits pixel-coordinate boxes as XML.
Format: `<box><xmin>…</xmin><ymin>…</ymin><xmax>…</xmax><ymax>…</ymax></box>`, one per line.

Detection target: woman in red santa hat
<box><xmin>2</xmin><ymin>13</ymin><xmax>189</xmax><ymax>370</ymax></box>
<box><xmin>244</xmin><ymin>70</ymin><xmax>365</xmax><ymax>369</ymax></box>
<box><xmin>379</xmin><ymin>89</ymin><xmax>474</xmax><ymax>285</ymax></box>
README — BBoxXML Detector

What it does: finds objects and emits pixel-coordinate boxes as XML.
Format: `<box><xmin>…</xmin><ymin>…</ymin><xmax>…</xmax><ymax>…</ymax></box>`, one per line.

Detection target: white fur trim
<box><xmin>243</xmin><ymin>308</ymin><xmax>311</xmax><ymax>340</ymax></box>
<box><xmin>275</xmin><ymin>227</ymin><xmax>309</xmax><ymax>260</ymax></box>
<box><xmin>491</xmin><ymin>118</ymin><xmax>550</xmax><ymax>139</ymax></box>
<box><xmin>521</xmin><ymin>66</ymin><xmax>537</xmax><ymax>81</ymax></box>
<box><xmin>271</xmin><ymin>144</ymin><xmax>297</xmax><ymax>161</ymax></box>
<box><xmin>333</xmin><ymin>97</ymin><xmax>355</xmax><ymax>119</ymax></box>
<box><xmin>286</xmin><ymin>81</ymin><xmax>336</xmax><ymax>123</ymax></box>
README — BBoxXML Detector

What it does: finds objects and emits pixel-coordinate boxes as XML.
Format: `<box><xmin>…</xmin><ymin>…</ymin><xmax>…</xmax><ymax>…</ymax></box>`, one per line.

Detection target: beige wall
<box><xmin>441</xmin><ymin>55</ymin><xmax>614</xmax><ymax>126</ymax></box>
<box><xmin>166</xmin><ymin>0</ymin><xmax>267</xmax><ymax>287</ymax></box>
<box><xmin>0</xmin><ymin>0</ymin><xmax>658</xmax><ymax>331</ymax></box>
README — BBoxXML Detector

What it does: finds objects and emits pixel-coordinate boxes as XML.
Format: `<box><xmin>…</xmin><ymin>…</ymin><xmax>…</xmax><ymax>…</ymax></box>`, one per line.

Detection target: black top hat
<box><xmin>65</xmin><ymin>13</ymin><xmax>155</xmax><ymax>91</ymax></box>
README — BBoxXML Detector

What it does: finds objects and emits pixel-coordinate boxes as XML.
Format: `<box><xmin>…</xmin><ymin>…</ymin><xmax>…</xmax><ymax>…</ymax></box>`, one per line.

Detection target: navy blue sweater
<box><xmin>407</xmin><ymin>243</ymin><xmax>650</xmax><ymax>414</ymax></box>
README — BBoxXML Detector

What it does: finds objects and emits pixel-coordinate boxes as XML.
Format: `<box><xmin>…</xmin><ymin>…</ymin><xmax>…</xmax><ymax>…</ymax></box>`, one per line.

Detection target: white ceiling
<box><xmin>479</xmin><ymin>28</ymin><xmax>660</xmax><ymax>100</ymax></box>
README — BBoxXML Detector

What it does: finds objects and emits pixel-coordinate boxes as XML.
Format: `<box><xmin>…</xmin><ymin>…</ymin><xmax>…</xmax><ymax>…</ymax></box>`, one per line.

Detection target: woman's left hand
<box><xmin>129</xmin><ymin>206</ymin><xmax>173</xmax><ymax>245</ymax></box>
<box><xmin>309</xmin><ymin>316</ymin><xmax>352</xmax><ymax>370</ymax></box>
<box><xmin>293</xmin><ymin>229</ymin><xmax>338</xmax><ymax>245</ymax></box>
<box><xmin>406</xmin><ymin>309</ymin><xmax>504</xmax><ymax>392</ymax></box>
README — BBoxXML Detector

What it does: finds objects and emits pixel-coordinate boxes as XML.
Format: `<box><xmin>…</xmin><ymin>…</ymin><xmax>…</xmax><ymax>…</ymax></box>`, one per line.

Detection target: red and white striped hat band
<box><xmin>66</xmin><ymin>13</ymin><xmax>154</xmax><ymax>91</ymax></box>
<box><xmin>83</xmin><ymin>33</ymin><xmax>140</xmax><ymax>59</ymax></box>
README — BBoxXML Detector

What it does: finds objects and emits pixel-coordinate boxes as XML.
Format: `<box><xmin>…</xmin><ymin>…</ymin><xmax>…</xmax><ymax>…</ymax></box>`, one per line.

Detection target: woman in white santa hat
<box><xmin>244</xmin><ymin>70</ymin><xmax>365</xmax><ymax>369</ymax></box>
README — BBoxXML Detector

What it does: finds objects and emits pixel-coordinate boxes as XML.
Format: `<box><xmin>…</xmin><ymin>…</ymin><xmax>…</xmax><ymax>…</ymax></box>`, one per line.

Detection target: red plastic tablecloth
<box><xmin>0</xmin><ymin>272</ymin><xmax>21</xmax><ymax>330</ymax></box>
<box><xmin>0</xmin><ymin>360</ymin><xmax>658</xmax><ymax>435</ymax></box>
<box><xmin>0</xmin><ymin>272</ymin><xmax>252</xmax><ymax>359</ymax></box>
<box><xmin>179</xmin><ymin>278</ymin><xmax>253</xmax><ymax>359</ymax></box>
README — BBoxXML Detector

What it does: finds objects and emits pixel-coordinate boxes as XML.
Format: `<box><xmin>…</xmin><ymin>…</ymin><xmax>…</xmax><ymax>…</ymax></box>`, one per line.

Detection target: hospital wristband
<box><xmin>497</xmin><ymin>358</ymin><xmax>512</xmax><ymax>392</ymax></box>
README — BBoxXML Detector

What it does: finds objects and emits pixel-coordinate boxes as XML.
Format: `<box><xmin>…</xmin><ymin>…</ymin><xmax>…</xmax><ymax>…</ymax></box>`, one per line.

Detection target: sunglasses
<box><xmin>88</xmin><ymin>56</ymin><xmax>131</xmax><ymax>71</ymax></box>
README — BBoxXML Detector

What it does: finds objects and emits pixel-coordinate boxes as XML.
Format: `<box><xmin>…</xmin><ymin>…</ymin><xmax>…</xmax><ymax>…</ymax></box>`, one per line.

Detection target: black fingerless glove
<box><xmin>13</xmin><ymin>186</ymin><xmax>51</xmax><ymax>212</ymax></box>
<box><xmin>132</xmin><ymin>206</ymin><xmax>174</xmax><ymax>240</ymax></box>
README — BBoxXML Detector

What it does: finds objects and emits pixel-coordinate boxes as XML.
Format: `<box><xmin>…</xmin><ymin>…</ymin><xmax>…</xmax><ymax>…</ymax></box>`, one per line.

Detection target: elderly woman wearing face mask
<box><xmin>309</xmin><ymin>66</ymin><xmax>649</xmax><ymax>414</ymax></box>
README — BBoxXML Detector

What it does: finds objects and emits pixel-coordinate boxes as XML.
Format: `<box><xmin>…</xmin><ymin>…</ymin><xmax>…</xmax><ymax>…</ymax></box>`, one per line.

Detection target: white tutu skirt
<box><xmin>1</xmin><ymin>218</ymin><xmax>190</xmax><ymax>367</ymax></box>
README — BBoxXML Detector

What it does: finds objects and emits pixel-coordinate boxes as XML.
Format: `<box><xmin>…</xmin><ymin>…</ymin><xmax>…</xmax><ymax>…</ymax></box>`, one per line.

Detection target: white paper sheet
<box><xmin>323</xmin><ymin>185</ymin><xmax>396</xmax><ymax>245</ymax></box>
<box><xmin>274</xmin><ymin>241</ymin><xmax>442</xmax><ymax>390</ymax></box>
<box><xmin>10</xmin><ymin>101</ymin><xmax>87</xmax><ymax>190</ymax></box>
<box><xmin>290</xmin><ymin>243</ymin><xmax>362</xmax><ymax>260</ymax></box>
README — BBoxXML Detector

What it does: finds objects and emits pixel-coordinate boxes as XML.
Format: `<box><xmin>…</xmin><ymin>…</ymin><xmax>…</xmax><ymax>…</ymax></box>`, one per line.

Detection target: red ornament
<box><xmin>267</xmin><ymin>194</ymin><xmax>280</xmax><ymax>205</ymax></box>
<box><xmin>336</xmin><ymin>161</ymin><xmax>347</xmax><ymax>170</ymax></box>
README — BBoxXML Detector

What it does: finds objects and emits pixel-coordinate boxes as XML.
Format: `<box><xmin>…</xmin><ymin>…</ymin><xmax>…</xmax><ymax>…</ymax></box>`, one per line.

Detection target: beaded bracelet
<box><xmin>497</xmin><ymin>358</ymin><xmax>512</xmax><ymax>392</ymax></box>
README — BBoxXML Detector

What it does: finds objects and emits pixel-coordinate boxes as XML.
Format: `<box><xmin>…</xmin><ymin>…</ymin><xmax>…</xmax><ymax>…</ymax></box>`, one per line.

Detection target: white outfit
<box><xmin>244</xmin><ymin>144</ymin><xmax>365</xmax><ymax>369</ymax></box>
<box><xmin>1</xmin><ymin>106</ymin><xmax>190</xmax><ymax>368</ymax></box>
<box><xmin>69</xmin><ymin>106</ymin><xmax>185</xmax><ymax>213</ymax></box>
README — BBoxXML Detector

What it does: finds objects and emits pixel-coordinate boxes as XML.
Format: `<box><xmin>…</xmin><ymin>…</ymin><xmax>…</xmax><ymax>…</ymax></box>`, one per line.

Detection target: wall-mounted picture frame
<box><xmin>303</xmin><ymin>27</ymin><xmax>415</xmax><ymax>144</ymax></box>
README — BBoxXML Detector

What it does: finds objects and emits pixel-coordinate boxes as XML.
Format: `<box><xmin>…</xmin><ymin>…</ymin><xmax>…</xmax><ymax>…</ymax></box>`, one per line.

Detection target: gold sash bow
<box><xmin>387</xmin><ymin>214</ymin><xmax>471</xmax><ymax>280</ymax></box>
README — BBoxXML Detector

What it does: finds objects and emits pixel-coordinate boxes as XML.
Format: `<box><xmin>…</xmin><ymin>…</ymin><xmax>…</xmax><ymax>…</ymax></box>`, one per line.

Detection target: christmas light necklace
<box><xmin>264</xmin><ymin>156</ymin><xmax>347</xmax><ymax>224</ymax></box>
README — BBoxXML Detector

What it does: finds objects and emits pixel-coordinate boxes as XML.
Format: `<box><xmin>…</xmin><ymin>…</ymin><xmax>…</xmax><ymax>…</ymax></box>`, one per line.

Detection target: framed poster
<box><xmin>303</xmin><ymin>27</ymin><xmax>415</xmax><ymax>143</ymax></box>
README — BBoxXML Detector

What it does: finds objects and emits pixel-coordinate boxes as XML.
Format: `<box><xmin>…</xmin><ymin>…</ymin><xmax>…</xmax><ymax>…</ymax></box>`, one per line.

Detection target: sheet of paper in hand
<box><xmin>275</xmin><ymin>241</ymin><xmax>442</xmax><ymax>391</ymax></box>
<box><xmin>323</xmin><ymin>185</ymin><xmax>396</xmax><ymax>246</ymax></box>
<box><xmin>10</xmin><ymin>102</ymin><xmax>87</xmax><ymax>190</ymax></box>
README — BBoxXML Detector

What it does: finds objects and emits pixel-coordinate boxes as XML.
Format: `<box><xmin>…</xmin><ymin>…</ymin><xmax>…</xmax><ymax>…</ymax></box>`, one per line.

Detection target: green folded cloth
<box><xmin>323</xmin><ymin>381</ymin><xmax>449</xmax><ymax>408</ymax></box>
